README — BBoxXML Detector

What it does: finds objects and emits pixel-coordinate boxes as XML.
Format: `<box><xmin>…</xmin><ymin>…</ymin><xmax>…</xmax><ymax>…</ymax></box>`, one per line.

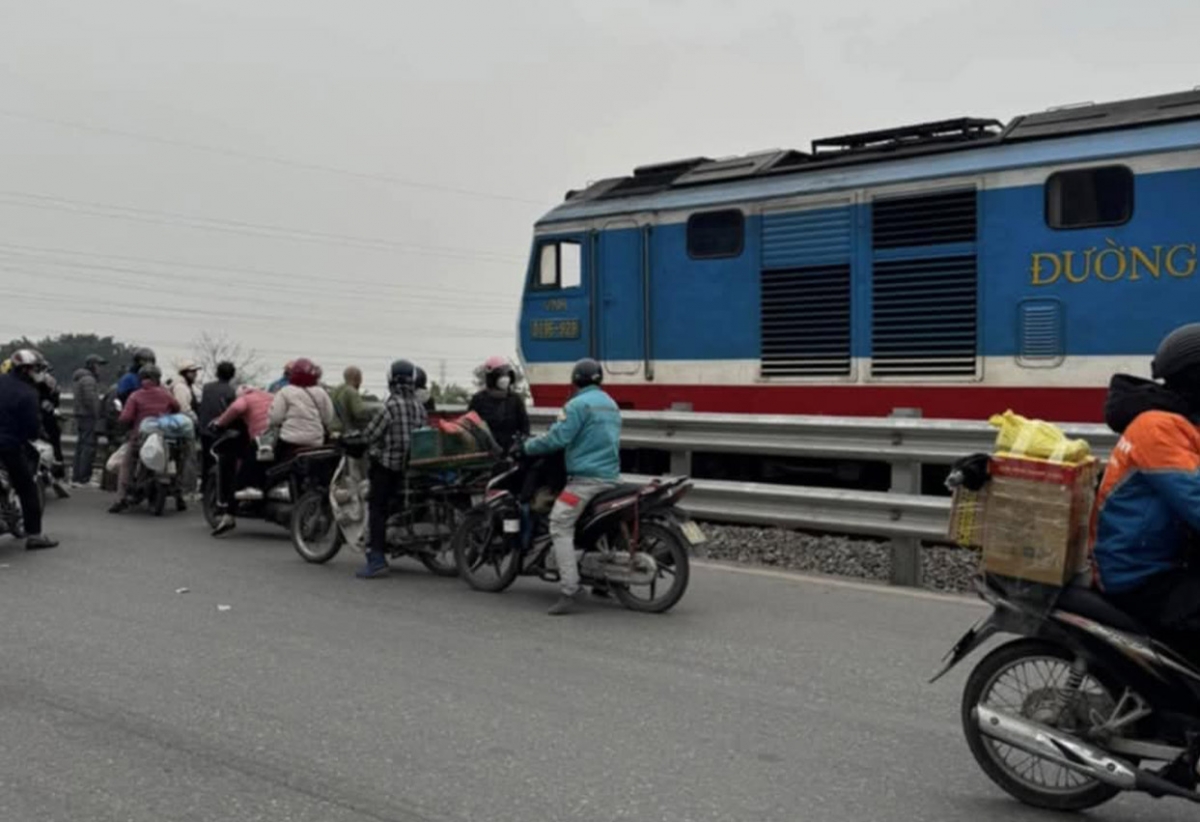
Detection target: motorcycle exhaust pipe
<box><xmin>974</xmin><ymin>705</ymin><xmax>1200</xmax><ymax>802</ymax></box>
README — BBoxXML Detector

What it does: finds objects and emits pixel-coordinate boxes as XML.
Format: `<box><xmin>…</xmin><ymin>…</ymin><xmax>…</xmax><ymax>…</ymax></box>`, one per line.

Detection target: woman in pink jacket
<box><xmin>208</xmin><ymin>385</ymin><xmax>274</xmax><ymax>535</ymax></box>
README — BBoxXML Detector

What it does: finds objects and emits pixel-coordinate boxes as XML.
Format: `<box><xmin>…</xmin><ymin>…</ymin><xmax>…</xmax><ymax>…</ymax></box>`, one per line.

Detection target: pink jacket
<box><xmin>119</xmin><ymin>383</ymin><xmax>181</xmax><ymax>433</ymax></box>
<box><xmin>215</xmin><ymin>388</ymin><xmax>274</xmax><ymax>438</ymax></box>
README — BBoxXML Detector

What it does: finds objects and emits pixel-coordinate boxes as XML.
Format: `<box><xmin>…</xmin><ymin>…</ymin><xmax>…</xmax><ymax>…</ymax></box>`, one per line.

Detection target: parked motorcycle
<box><xmin>290</xmin><ymin>436</ymin><xmax>486</xmax><ymax>572</ymax></box>
<box><xmin>201</xmin><ymin>431</ymin><xmax>339</xmax><ymax>533</ymax></box>
<box><xmin>932</xmin><ymin>572</ymin><xmax>1200</xmax><ymax>811</ymax></box>
<box><xmin>450</xmin><ymin>449</ymin><xmax>701</xmax><ymax>613</ymax></box>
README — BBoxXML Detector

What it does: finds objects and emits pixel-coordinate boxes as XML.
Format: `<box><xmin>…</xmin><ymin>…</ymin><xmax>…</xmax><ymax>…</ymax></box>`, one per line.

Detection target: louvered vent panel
<box><xmin>871</xmin><ymin>256</ymin><xmax>977</xmax><ymax>377</ymax></box>
<box><xmin>872</xmin><ymin>190</ymin><xmax>977</xmax><ymax>249</ymax></box>
<box><xmin>761</xmin><ymin>265</ymin><xmax>852</xmax><ymax>377</ymax></box>
<box><xmin>762</xmin><ymin>207</ymin><xmax>852</xmax><ymax>270</ymax></box>
<box><xmin>1019</xmin><ymin>300</ymin><xmax>1065</xmax><ymax>365</ymax></box>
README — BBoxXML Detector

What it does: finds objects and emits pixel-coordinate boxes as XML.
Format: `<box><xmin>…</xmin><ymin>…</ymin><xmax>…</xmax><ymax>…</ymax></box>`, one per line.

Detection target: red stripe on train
<box><xmin>528</xmin><ymin>384</ymin><xmax>1108</xmax><ymax>423</ymax></box>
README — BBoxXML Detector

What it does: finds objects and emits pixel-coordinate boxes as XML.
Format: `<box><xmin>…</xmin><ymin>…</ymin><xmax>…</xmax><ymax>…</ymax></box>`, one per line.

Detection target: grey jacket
<box><xmin>72</xmin><ymin>368</ymin><xmax>100</xmax><ymax>419</ymax></box>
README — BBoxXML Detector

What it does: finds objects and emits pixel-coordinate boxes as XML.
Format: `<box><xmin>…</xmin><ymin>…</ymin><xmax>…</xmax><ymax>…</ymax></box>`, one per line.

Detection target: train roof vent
<box><xmin>672</xmin><ymin>150</ymin><xmax>788</xmax><ymax>186</ymax></box>
<box><xmin>1004</xmin><ymin>88</ymin><xmax>1200</xmax><ymax>142</ymax></box>
<box><xmin>811</xmin><ymin>117</ymin><xmax>1003</xmax><ymax>157</ymax></box>
<box><xmin>594</xmin><ymin>157</ymin><xmax>711</xmax><ymax>200</ymax></box>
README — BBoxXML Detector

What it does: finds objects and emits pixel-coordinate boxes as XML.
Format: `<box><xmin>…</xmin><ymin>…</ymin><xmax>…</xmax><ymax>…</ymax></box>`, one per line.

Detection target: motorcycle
<box><xmin>125</xmin><ymin>432</ymin><xmax>188</xmax><ymax>516</ymax></box>
<box><xmin>202</xmin><ymin>430</ymin><xmax>339</xmax><ymax>533</ymax></box>
<box><xmin>0</xmin><ymin>441</ymin><xmax>65</xmax><ymax>536</ymax></box>
<box><xmin>289</xmin><ymin>435</ymin><xmax>486</xmax><ymax>573</ymax></box>
<box><xmin>932</xmin><ymin>571</ymin><xmax>1200</xmax><ymax>811</ymax></box>
<box><xmin>450</xmin><ymin>449</ymin><xmax>702</xmax><ymax>613</ymax></box>
<box><xmin>33</xmin><ymin>439</ymin><xmax>69</xmax><ymax>504</ymax></box>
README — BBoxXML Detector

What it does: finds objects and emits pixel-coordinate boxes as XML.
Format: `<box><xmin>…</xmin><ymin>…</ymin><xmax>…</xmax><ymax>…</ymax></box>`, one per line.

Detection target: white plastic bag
<box><xmin>139</xmin><ymin>432</ymin><xmax>168</xmax><ymax>473</ymax></box>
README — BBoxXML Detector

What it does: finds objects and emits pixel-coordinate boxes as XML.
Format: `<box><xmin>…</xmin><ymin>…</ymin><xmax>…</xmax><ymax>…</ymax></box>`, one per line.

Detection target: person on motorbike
<box><xmin>36</xmin><ymin>362</ymin><xmax>66</xmax><ymax>470</ymax></box>
<box><xmin>518</xmin><ymin>358</ymin><xmax>620</xmax><ymax>615</ymax></box>
<box><xmin>268</xmin><ymin>361</ymin><xmax>293</xmax><ymax>394</ymax></box>
<box><xmin>117</xmin><ymin>347</ymin><xmax>156</xmax><ymax>403</ymax></box>
<box><xmin>109</xmin><ymin>364</ymin><xmax>180</xmax><ymax>514</ymax></box>
<box><xmin>468</xmin><ymin>355</ymin><xmax>529</xmax><ymax>452</ymax></box>
<box><xmin>330</xmin><ymin>366</ymin><xmax>373</xmax><ymax>432</ymax></box>
<box><xmin>0</xmin><ymin>349</ymin><xmax>59</xmax><ymax>549</ymax></box>
<box><xmin>267</xmin><ymin>358</ymin><xmax>334</xmax><ymax>465</ymax></box>
<box><xmin>414</xmin><ymin>366</ymin><xmax>435</xmax><ymax>413</ymax></box>
<box><xmin>170</xmin><ymin>361</ymin><xmax>202</xmax><ymax>496</ymax></box>
<box><xmin>197</xmin><ymin>361</ymin><xmax>237</xmax><ymax>495</ymax></box>
<box><xmin>1091</xmin><ymin>322</ymin><xmax>1200</xmax><ymax>656</ymax></box>
<box><xmin>355</xmin><ymin>359</ymin><xmax>428</xmax><ymax>579</ymax></box>
<box><xmin>208</xmin><ymin>384</ymin><xmax>274</xmax><ymax>535</ymax></box>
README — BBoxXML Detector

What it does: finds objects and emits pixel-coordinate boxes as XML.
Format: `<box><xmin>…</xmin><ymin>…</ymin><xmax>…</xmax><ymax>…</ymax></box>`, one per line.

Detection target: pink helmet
<box><xmin>483</xmin><ymin>355</ymin><xmax>510</xmax><ymax>374</ymax></box>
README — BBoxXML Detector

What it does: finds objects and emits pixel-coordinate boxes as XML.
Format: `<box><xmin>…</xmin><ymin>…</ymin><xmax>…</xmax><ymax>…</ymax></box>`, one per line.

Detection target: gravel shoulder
<box><xmin>697</xmin><ymin>522</ymin><xmax>979</xmax><ymax>593</ymax></box>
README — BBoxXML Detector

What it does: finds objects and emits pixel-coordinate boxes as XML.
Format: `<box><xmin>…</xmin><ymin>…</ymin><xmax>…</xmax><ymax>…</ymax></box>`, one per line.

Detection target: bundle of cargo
<box><xmin>408</xmin><ymin>411</ymin><xmax>502</xmax><ymax>471</ymax></box>
<box><xmin>948</xmin><ymin>410</ymin><xmax>1099</xmax><ymax>589</ymax></box>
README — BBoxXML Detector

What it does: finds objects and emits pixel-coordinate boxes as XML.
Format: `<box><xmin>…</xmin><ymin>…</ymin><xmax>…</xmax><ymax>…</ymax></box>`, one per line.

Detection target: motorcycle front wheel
<box><xmin>611</xmin><ymin>521</ymin><xmax>690</xmax><ymax>614</ymax></box>
<box><xmin>290</xmin><ymin>490</ymin><xmax>344</xmax><ymax>564</ymax></box>
<box><xmin>452</xmin><ymin>506</ymin><xmax>520</xmax><ymax>592</ymax></box>
<box><xmin>961</xmin><ymin>638</ymin><xmax>1123</xmax><ymax>812</ymax></box>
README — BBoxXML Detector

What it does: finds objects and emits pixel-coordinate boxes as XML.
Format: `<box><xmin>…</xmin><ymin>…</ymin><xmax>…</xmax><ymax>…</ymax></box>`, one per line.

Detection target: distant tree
<box><xmin>431</xmin><ymin>381</ymin><xmax>471</xmax><ymax>405</ymax></box>
<box><xmin>190</xmin><ymin>331</ymin><xmax>267</xmax><ymax>386</ymax></box>
<box><xmin>0</xmin><ymin>333</ymin><xmax>138</xmax><ymax>389</ymax></box>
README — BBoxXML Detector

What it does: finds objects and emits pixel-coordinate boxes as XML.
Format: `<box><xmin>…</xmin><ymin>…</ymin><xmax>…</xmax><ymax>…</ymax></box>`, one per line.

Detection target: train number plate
<box><xmin>529</xmin><ymin>318</ymin><xmax>581</xmax><ymax>340</ymax></box>
<box><xmin>680</xmin><ymin>521</ymin><xmax>706</xmax><ymax>544</ymax></box>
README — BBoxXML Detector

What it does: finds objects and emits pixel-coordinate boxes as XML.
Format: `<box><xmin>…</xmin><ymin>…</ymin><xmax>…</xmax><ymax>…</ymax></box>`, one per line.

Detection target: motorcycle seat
<box><xmin>583</xmin><ymin>483</ymin><xmax>646</xmax><ymax>513</ymax></box>
<box><xmin>1056</xmin><ymin>585</ymin><xmax>1148</xmax><ymax>636</ymax></box>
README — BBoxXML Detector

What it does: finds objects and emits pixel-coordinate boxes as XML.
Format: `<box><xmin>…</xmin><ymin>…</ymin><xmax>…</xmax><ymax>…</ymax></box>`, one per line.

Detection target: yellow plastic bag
<box><xmin>988</xmin><ymin>410</ymin><xmax>1091</xmax><ymax>463</ymax></box>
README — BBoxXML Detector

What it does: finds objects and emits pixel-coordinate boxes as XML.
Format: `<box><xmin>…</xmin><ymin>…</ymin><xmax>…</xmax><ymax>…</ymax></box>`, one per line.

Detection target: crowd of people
<box><xmin>0</xmin><ymin>343</ymin><xmax>628</xmax><ymax>614</ymax></box>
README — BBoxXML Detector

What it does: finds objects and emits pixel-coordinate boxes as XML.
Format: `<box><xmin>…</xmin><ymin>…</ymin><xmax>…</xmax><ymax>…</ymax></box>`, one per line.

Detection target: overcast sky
<box><xmin>0</xmin><ymin>0</ymin><xmax>1194</xmax><ymax>392</ymax></box>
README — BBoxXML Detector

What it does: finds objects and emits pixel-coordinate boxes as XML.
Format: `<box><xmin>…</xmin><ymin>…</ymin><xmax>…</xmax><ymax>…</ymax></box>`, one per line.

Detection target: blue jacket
<box><xmin>1091</xmin><ymin>375</ymin><xmax>1200</xmax><ymax>592</ymax></box>
<box><xmin>524</xmin><ymin>385</ymin><xmax>621</xmax><ymax>481</ymax></box>
<box><xmin>116</xmin><ymin>371</ymin><xmax>141</xmax><ymax>403</ymax></box>
<box><xmin>0</xmin><ymin>373</ymin><xmax>40</xmax><ymax>450</ymax></box>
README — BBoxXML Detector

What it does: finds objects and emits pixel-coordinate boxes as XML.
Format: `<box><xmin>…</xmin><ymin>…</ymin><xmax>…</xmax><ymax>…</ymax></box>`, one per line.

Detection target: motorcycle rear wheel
<box><xmin>291</xmin><ymin>490</ymin><xmax>344</xmax><ymax>564</ymax></box>
<box><xmin>962</xmin><ymin>638</ymin><xmax>1123</xmax><ymax>812</ymax></box>
<box><xmin>611</xmin><ymin>521</ymin><xmax>690</xmax><ymax>614</ymax></box>
<box><xmin>453</xmin><ymin>506</ymin><xmax>520</xmax><ymax>592</ymax></box>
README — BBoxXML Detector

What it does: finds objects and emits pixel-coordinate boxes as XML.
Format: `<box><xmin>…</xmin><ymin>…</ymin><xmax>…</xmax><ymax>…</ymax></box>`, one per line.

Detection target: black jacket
<box><xmin>467</xmin><ymin>389</ymin><xmax>530</xmax><ymax>451</ymax></box>
<box><xmin>0</xmin><ymin>374</ymin><xmax>40</xmax><ymax>450</ymax></box>
<box><xmin>198</xmin><ymin>380</ymin><xmax>237</xmax><ymax>430</ymax></box>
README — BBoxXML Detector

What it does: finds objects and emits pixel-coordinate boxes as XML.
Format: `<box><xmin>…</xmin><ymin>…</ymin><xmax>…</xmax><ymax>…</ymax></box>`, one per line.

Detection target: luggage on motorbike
<box><xmin>988</xmin><ymin>409</ymin><xmax>1091</xmax><ymax>463</ymax></box>
<box><xmin>409</xmin><ymin>411</ymin><xmax>500</xmax><ymax>470</ymax></box>
<box><xmin>156</xmin><ymin>413</ymin><xmax>196</xmax><ymax>440</ymax></box>
<box><xmin>139</xmin><ymin>431</ymin><xmax>168</xmax><ymax>473</ymax></box>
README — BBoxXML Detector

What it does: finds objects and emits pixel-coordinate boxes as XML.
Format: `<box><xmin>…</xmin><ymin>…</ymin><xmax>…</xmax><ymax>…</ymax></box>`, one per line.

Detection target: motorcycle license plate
<box><xmin>680</xmin><ymin>521</ymin><xmax>706</xmax><ymax>545</ymax></box>
<box><xmin>503</xmin><ymin>519</ymin><xmax>521</xmax><ymax>534</ymax></box>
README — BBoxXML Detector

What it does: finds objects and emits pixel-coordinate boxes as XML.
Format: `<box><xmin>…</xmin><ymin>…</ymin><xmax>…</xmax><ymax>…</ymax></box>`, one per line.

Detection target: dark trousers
<box><xmin>199</xmin><ymin>435</ymin><xmax>216</xmax><ymax>493</ymax></box>
<box><xmin>43</xmin><ymin>414</ymin><xmax>64</xmax><ymax>464</ymax></box>
<box><xmin>368</xmin><ymin>461</ymin><xmax>404</xmax><ymax>554</ymax></box>
<box><xmin>72</xmin><ymin>417</ymin><xmax>98</xmax><ymax>483</ymax></box>
<box><xmin>214</xmin><ymin>434</ymin><xmax>257</xmax><ymax>511</ymax></box>
<box><xmin>1109</xmin><ymin>571</ymin><xmax>1200</xmax><ymax>663</ymax></box>
<box><xmin>0</xmin><ymin>446</ymin><xmax>41</xmax><ymax>535</ymax></box>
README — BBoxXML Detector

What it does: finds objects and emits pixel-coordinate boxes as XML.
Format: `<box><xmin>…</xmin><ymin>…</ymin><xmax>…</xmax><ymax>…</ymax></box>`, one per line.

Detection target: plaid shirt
<box><xmin>364</xmin><ymin>387</ymin><xmax>427</xmax><ymax>470</ymax></box>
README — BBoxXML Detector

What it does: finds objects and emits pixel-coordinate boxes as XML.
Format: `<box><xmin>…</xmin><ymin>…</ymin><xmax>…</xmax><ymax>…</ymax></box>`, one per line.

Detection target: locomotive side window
<box><xmin>535</xmin><ymin>240</ymin><xmax>582</xmax><ymax>290</ymax></box>
<box><xmin>1045</xmin><ymin>166</ymin><xmax>1133</xmax><ymax>229</ymax></box>
<box><xmin>687</xmin><ymin>209</ymin><xmax>744</xmax><ymax>259</ymax></box>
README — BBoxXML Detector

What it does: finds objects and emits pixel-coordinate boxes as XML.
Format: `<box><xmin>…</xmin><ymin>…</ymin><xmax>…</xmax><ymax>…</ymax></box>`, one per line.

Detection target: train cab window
<box><xmin>535</xmin><ymin>240</ymin><xmax>582</xmax><ymax>290</ymax></box>
<box><xmin>1045</xmin><ymin>166</ymin><xmax>1133</xmax><ymax>229</ymax></box>
<box><xmin>687</xmin><ymin>209</ymin><xmax>744</xmax><ymax>259</ymax></box>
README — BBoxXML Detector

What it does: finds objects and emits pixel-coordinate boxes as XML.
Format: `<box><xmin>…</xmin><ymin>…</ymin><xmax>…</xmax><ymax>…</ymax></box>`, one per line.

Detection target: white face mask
<box><xmin>496</xmin><ymin>376</ymin><xmax>512</xmax><ymax>391</ymax></box>
<box><xmin>415</xmin><ymin>388</ymin><xmax>431</xmax><ymax>404</ymax></box>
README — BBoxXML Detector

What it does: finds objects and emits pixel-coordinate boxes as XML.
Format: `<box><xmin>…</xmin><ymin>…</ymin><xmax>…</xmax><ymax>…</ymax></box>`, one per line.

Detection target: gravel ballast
<box><xmin>697</xmin><ymin>522</ymin><xmax>979</xmax><ymax>593</ymax></box>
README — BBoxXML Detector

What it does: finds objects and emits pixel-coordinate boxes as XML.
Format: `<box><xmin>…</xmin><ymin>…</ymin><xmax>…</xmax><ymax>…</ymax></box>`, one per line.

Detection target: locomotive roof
<box><xmin>543</xmin><ymin>88</ymin><xmax>1200</xmax><ymax>223</ymax></box>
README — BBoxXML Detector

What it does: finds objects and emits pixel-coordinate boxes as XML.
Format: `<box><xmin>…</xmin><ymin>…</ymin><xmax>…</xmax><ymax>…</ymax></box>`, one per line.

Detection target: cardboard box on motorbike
<box><xmin>948</xmin><ymin>411</ymin><xmax>1099</xmax><ymax>588</ymax></box>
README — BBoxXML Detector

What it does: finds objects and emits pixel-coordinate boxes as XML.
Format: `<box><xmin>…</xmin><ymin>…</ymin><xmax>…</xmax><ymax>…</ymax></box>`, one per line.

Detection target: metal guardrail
<box><xmin>56</xmin><ymin>393</ymin><xmax>1117</xmax><ymax>587</ymax></box>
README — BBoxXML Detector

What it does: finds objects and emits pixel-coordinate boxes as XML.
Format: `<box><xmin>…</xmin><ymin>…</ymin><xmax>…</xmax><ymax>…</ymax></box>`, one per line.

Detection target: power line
<box><xmin>0</xmin><ymin>240</ymin><xmax>522</xmax><ymax>301</ymax></box>
<box><xmin>0</xmin><ymin>108</ymin><xmax>555</xmax><ymax>207</ymax></box>
<box><xmin>0</xmin><ymin>190</ymin><xmax>528</xmax><ymax>263</ymax></box>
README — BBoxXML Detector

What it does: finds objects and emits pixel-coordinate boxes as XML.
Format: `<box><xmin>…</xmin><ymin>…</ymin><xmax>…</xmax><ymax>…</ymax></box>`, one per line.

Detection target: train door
<box><xmin>597</xmin><ymin>218</ymin><xmax>646</xmax><ymax>376</ymax></box>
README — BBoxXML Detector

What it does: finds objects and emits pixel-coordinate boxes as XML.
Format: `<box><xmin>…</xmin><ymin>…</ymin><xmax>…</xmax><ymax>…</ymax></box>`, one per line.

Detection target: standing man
<box><xmin>71</xmin><ymin>354</ymin><xmax>106</xmax><ymax>486</ymax></box>
<box><xmin>0</xmin><ymin>350</ymin><xmax>59</xmax><ymax>549</ymax></box>
<box><xmin>521</xmin><ymin>358</ymin><xmax>621</xmax><ymax>615</ymax></box>
<box><xmin>330</xmin><ymin>366</ymin><xmax>373</xmax><ymax>432</ymax></box>
<box><xmin>197</xmin><ymin>361</ymin><xmax>237</xmax><ymax>494</ymax></box>
<box><xmin>356</xmin><ymin>359</ymin><xmax>427</xmax><ymax>579</ymax></box>
<box><xmin>171</xmin><ymin>361</ymin><xmax>202</xmax><ymax>496</ymax></box>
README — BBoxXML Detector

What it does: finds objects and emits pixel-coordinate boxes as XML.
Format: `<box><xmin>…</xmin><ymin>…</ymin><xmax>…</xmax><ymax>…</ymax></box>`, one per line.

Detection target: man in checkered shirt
<box><xmin>356</xmin><ymin>359</ymin><xmax>428</xmax><ymax>579</ymax></box>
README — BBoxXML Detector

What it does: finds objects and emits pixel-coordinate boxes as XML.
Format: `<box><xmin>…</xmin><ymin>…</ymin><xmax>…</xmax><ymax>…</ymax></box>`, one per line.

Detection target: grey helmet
<box><xmin>1151</xmin><ymin>323</ymin><xmax>1200</xmax><ymax>381</ymax></box>
<box><xmin>570</xmin><ymin>358</ymin><xmax>603</xmax><ymax>389</ymax></box>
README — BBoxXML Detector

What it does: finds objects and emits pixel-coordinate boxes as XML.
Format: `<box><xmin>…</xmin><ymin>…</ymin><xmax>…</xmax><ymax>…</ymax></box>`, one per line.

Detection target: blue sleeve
<box><xmin>524</xmin><ymin>401</ymin><xmax>582</xmax><ymax>456</ymax></box>
<box><xmin>1142</xmin><ymin>470</ymin><xmax>1200</xmax><ymax>533</ymax></box>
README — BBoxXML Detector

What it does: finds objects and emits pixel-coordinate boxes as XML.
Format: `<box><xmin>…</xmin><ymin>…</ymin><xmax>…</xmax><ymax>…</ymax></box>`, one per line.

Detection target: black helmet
<box><xmin>570</xmin><ymin>358</ymin><xmax>603</xmax><ymax>389</ymax></box>
<box><xmin>138</xmin><ymin>364</ymin><xmax>163</xmax><ymax>383</ymax></box>
<box><xmin>388</xmin><ymin>359</ymin><xmax>417</xmax><ymax>388</ymax></box>
<box><xmin>1152</xmin><ymin>323</ymin><xmax>1200</xmax><ymax>382</ymax></box>
<box><xmin>413</xmin><ymin>366</ymin><xmax>428</xmax><ymax>390</ymax></box>
<box><xmin>132</xmin><ymin>347</ymin><xmax>156</xmax><ymax>367</ymax></box>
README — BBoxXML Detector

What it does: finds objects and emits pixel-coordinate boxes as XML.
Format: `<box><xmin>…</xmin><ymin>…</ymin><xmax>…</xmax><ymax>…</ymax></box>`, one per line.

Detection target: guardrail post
<box><xmin>889</xmin><ymin>408</ymin><xmax>923</xmax><ymax>587</ymax></box>
<box><xmin>669</xmin><ymin>402</ymin><xmax>693</xmax><ymax>477</ymax></box>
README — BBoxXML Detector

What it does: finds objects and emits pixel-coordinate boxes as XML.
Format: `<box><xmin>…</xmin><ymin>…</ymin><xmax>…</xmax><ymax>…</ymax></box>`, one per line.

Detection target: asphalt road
<box><xmin>0</xmin><ymin>491</ymin><xmax>1191</xmax><ymax>822</ymax></box>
